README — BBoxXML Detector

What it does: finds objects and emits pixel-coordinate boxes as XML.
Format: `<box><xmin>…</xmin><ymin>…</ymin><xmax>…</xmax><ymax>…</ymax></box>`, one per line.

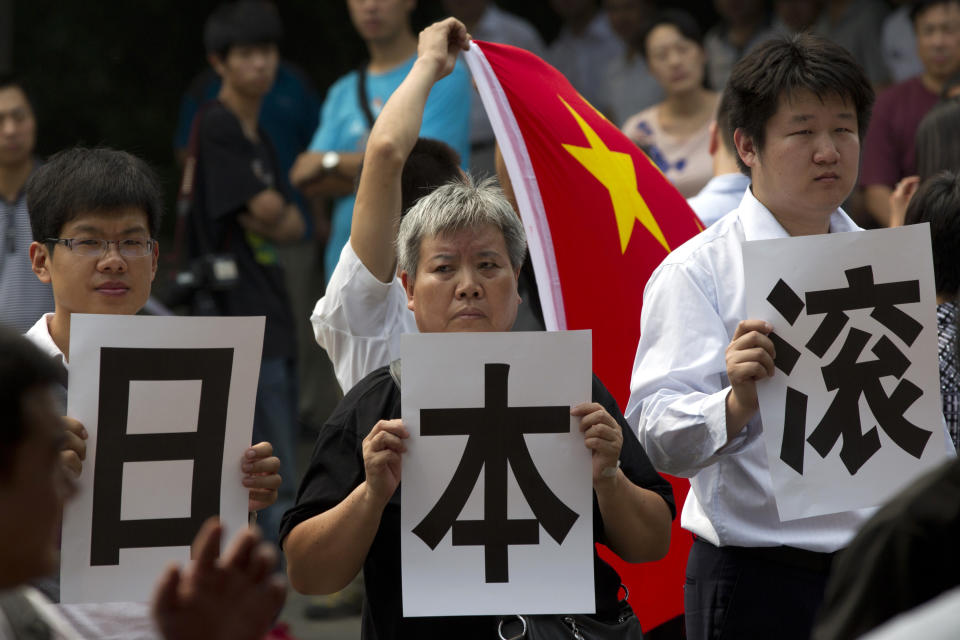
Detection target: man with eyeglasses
<box><xmin>20</xmin><ymin>146</ymin><xmax>283</xmax><ymax>636</ymax></box>
<box><xmin>0</xmin><ymin>74</ymin><xmax>54</xmax><ymax>332</ymax></box>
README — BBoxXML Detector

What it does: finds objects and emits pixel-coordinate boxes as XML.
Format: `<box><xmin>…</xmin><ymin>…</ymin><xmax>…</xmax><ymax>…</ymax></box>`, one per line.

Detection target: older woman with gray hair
<box><xmin>280</xmin><ymin>170</ymin><xmax>674</xmax><ymax>639</ymax></box>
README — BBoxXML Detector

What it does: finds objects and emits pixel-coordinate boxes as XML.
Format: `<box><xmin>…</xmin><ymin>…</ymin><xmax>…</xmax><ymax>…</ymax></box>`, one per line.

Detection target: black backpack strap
<box><xmin>356</xmin><ymin>63</ymin><xmax>377</xmax><ymax>130</ymax></box>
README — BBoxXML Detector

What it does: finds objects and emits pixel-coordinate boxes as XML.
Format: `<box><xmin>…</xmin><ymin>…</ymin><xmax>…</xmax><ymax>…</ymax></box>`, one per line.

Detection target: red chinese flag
<box><xmin>465</xmin><ymin>41</ymin><xmax>704</xmax><ymax>631</ymax></box>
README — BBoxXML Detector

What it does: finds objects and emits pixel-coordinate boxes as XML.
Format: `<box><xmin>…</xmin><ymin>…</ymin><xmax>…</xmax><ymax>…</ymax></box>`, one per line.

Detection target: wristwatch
<box><xmin>321</xmin><ymin>151</ymin><xmax>341</xmax><ymax>174</ymax></box>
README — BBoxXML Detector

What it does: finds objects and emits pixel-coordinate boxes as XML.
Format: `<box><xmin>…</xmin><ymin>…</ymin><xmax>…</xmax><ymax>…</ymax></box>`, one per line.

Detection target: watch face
<box><xmin>322</xmin><ymin>151</ymin><xmax>340</xmax><ymax>170</ymax></box>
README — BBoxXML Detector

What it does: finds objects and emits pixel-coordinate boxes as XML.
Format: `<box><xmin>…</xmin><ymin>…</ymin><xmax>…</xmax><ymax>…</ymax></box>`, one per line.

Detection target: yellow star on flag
<box><xmin>559</xmin><ymin>96</ymin><xmax>670</xmax><ymax>254</ymax></box>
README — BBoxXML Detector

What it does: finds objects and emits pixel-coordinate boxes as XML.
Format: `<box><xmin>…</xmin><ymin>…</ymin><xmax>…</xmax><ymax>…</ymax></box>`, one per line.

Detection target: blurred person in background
<box><xmin>812</xmin><ymin>0</ymin><xmax>890</xmax><ymax>88</ymax></box>
<box><xmin>883</xmin><ymin>0</ymin><xmax>925</xmax><ymax>83</ymax></box>
<box><xmin>860</xmin><ymin>0</ymin><xmax>960</xmax><ymax>226</ymax></box>
<box><xmin>704</xmin><ymin>0</ymin><xmax>777</xmax><ymax>91</ymax></box>
<box><xmin>901</xmin><ymin>172</ymin><xmax>960</xmax><ymax>452</ymax></box>
<box><xmin>441</xmin><ymin>0</ymin><xmax>544</xmax><ymax>176</ymax></box>
<box><xmin>188</xmin><ymin>0</ymin><xmax>304</xmax><ymax>546</ymax></box>
<box><xmin>622</xmin><ymin>10</ymin><xmax>718</xmax><ymax>198</ymax></box>
<box><xmin>888</xmin><ymin>98</ymin><xmax>960</xmax><ymax>226</ymax></box>
<box><xmin>0</xmin><ymin>76</ymin><xmax>53</xmax><ymax>332</ymax></box>
<box><xmin>601</xmin><ymin>0</ymin><xmax>662</xmax><ymax>127</ymax></box>
<box><xmin>290</xmin><ymin>0</ymin><xmax>471</xmax><ymax>286</ymax></box>
<box><xmin>547</xmin><ymin>0</ymin><xmax>623</xmax><ymax>113</ymax></box>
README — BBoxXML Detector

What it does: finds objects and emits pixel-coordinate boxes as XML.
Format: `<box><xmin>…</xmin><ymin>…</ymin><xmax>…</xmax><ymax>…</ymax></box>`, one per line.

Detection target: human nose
<box><xmin>813</xmin><ymin>134</ymin><xmax>839</xmax><ymax>164</ymax></box>
<box><xmin>455</xmin><ymin>269</ymin><xmax>482</xmax><ymax>299</ymax></box>
<box><xmin>97</xmin><ymin>241</ymin><xmax>128</xmax><ymax>270</ymax></box>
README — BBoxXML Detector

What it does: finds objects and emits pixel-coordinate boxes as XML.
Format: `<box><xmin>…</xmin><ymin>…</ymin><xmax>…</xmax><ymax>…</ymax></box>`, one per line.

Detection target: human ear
<box><xmin>401</xmin><ymin>271</ymin><xmax>415</xmax><ymax>312</ymax></box>
<box><xmin>207</xmin><ymin>53</ymin><xmax>227</xmax><ymax>78</ymax></box>
<box><xmin>734</xmin><ymin>128</ymin><xmax>759</xmax><ymax>169</ymax></box>
<box><xmin>29</xmin><ymin>241</ymin><xmax>52</xmax><ymax>284</ymax></box>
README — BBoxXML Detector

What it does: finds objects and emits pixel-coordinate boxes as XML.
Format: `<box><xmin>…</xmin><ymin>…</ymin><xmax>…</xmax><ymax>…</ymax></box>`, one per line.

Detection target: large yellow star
<box><xmin>560</xmin><ymin>96</ymin><xmax>670</xmax><ymax>254</ymax></box>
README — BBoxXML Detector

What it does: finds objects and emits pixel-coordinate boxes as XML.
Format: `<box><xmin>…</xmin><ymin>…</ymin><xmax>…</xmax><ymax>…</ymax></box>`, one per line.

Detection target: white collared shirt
<box><xmin>625</xmin><ymin>188</ymin><xmax>875</xmax><ymax>552</ymax></box>
<box><xmin>25</xmin><ymin>313</ymin><xmax>64</xmax><ymax>364</ymax></box>
<box><xmin>310</xmin><ymin>241</ymin><xmax>416</xmax><ymax>394</ymax></box>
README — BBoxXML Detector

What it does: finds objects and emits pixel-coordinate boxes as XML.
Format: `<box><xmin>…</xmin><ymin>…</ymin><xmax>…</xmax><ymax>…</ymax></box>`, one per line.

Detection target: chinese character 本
<box><xmin>412</xmin><ymin>363</ymin><xmax>578</xmax><ymax>583</ymax></box>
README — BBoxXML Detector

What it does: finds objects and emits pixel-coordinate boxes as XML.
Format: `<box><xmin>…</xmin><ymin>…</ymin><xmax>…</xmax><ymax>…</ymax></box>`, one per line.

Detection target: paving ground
<box><xmin>277</xmin><ymin>590</ymin><xmax>361</xmax><ymax>639</ymax></box>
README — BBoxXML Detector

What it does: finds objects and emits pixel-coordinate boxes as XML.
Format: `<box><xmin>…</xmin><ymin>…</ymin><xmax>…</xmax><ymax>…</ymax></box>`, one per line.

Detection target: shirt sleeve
<box><xmin>625</xmin><ymin>261</ymin><xmax>752</xmax><ymax>477</ymax></box>
<box><xmin>197</xmin><ymin>108</ymin><xmax>270</xmax><ymax>221</ymax></box>
<box><xmin>310</xmin><ymin>242</ymin><xmax>416</xmax><ymax>394</ymax></box>
<box><xmin>420</xmin><ymin>59</ymin><xmax>472</xmax><ymax>170</ymax></box>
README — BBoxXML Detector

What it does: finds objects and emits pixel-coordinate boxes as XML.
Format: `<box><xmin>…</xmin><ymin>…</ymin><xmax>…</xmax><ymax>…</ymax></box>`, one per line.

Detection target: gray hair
<box><xmin>396</xmin><ymin>176</ymin><xmax>527</xmax><ymax>279</ymax></box>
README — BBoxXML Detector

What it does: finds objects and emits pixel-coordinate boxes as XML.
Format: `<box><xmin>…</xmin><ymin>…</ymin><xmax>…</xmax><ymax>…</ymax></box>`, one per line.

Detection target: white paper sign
<box><xmin>400</xmin><ymin>331</ymin><xmax>594</xmax><ymax>616</ymax></box>
<box><xmin>743</xmin><ymin>225</ymin><xmax>949</xmax><ymax>521</ymax></box>
<box><xmin>60</xmin><ymin>314</ymin><xmax>264</xmax><ymax>603</ymax></box>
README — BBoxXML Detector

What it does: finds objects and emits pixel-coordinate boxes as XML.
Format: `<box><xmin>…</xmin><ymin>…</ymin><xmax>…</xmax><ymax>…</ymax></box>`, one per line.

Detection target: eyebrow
<box><xmin>68</xmin><ymin>224</ymin><xmax>149</xmax><ymax>235</ymax></box>
<box><xmin>790</xmin><ymin>112</ymin><xmax>856</xmax><ymax>122</ymax></box>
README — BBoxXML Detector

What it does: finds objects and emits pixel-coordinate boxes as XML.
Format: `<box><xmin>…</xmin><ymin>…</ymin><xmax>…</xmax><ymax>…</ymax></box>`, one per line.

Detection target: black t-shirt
<box><xmin>191</xmin><ymin>100</ymin><xmax>295</xmax><ymax>359</ymax></box>
<box><xmin>280</xmin><ymin>366</ymin><xmax>676</xmax><ymax>640</ymax></box>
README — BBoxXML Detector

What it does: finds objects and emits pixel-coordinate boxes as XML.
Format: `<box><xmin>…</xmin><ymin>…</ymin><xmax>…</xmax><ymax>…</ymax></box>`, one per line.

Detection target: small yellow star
<box><xmin>560</xmin><ymin>96</ymin><xmax>670</xmax><ymax>254</ymax></box>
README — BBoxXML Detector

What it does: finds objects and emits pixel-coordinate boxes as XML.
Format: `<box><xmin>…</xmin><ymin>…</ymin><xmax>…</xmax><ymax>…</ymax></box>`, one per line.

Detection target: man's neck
<box><xmin>48</xmin><ymin>311</ymin><xmax>70</xmax><ymax>362</ymax></box>
<box><xmin>754</xmin><ymin>187</ymin><xmax>832</xmax><ymax>236</ymax></box>
<box><xmin>921</xmin><ymin>71</ymin><xmax>948</xmax><ymax>95</ymax></box>
<box><xmin>367</xmin><ymin>29</ymin><xmax>418</xmax><ymax>74</ymax></box>
<box><xmin>662</xmin><ymin>87</ymin><xmax>713</xmax><ymax>117</ymax></box>
<box><xmin>0</xmin><ymin>159</ymin><xmax>32</xmax><ymax>202</ymax></box>
<box><xmin>217</xmin><ymin>86</ymin><xmax>262</xmax><ymax>139</ymax></box>
<box><xmin>713</xmin><ymin>148</ymin><xmax>742</xmax><ymax>177</ymax></box>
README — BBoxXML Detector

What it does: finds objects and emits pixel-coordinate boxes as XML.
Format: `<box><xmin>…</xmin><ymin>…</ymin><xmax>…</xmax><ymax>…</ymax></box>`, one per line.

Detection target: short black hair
<box><xmin>904</xmin><ymin>171</ymin><xmax>960</xmax><ymax>296</ymax></box>
<box><xmin>26</xmin><ymin>147</ymin><xmax>163</xmax><ymax>243</ymax></box>
<box><xmin>916</xmin><ymin>99</ymin><xmax>960</xmax><ymax>181</ymax></box>
<box><xmin>726</xmin><ymin>33</ymin><xmax>875</xmax><ymax>175</ymax></box>
<box><xmin>639</xmin><ymin>9</ymin><xmax>704</xmax><ymax>60</ymax></box>
<box><xmin>0</xmin><ymin>328</ymin><xmax>61</xmax><ymax>475</ymax></box>
<box><xmin>911</xmin><ymin>0</ymin><xmax>960</xmax><ymax>24</ymax></box>
<box><xmin>204</xmin><ymin>0</ymin><xmax>283</xmax><ymax>58</ymax></box>
<box><xmin>401</xmin><ymin>138</ymin><xmax>463</xmax><ymax>215</ymax></box>
<box><xmin>0</xmin><ymin>73</ymin><xmax>34</xmax><ymax>108</ymax></box>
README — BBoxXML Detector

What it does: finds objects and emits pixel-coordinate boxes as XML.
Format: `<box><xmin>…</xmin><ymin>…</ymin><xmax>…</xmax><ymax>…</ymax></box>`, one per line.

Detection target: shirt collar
<box><xmin>738</xmin><ymin>186</ymin><xmax>860</xmax><ymax>242</ymax></box>
<box><xmin>25</xmin><ymin>312</ymin><xmax>67</xmax><ymax>368</ymax></box>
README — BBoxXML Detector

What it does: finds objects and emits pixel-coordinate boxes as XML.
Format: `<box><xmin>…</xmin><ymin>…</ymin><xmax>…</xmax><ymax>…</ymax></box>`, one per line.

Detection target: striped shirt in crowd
<box><xmin>0</xmin><ymin>190</ymin><xmax>54</xmax><ymax>332</ymax></box>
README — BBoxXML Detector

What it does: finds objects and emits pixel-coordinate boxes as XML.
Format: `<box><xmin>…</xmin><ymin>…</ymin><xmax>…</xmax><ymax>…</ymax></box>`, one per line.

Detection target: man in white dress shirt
<box><xmin>626</xmin><ymin>34</ymin><xmax>894</xmax><ymax>640</ymax></box>
<box><xmin>0</xmin><ymin>327</ymin><xmax>285</xmax><ymax>640</ymax></box>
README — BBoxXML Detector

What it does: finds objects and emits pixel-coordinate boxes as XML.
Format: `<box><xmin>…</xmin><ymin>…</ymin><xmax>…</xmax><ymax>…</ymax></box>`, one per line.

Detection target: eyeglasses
<box><xmin>46</xmin><ymin>237</ymin><xmax>156</xmax><ymax>258</ymax></box>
